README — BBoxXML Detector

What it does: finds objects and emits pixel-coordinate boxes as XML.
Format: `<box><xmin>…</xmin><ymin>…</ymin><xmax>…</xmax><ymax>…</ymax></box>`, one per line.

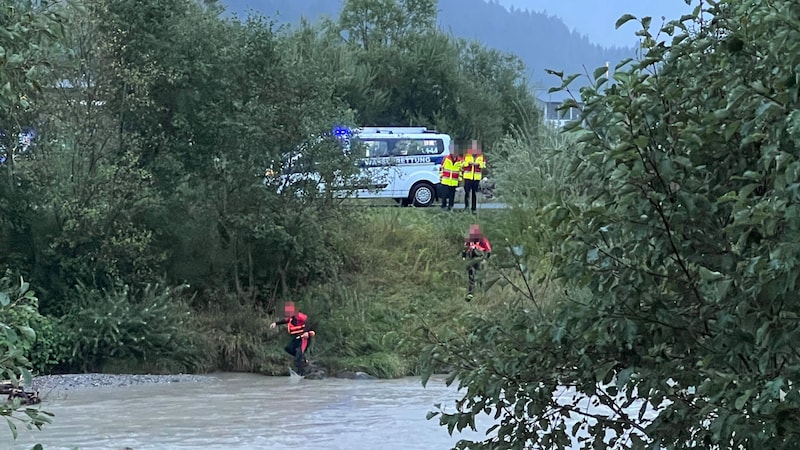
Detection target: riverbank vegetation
<box><xmin>1</xmin><ymin>0</ymin><xmax>539</xmax><ymax>377</ymax></box>
<box><xmin>5</xmin><ymin>0</ymin><xmax>800</xmax><ymax>448</ymax></box>
<box><xmin>1</xmin><ymin>0</ymin><xmax>542</xmax><ymax>435</ymax></box>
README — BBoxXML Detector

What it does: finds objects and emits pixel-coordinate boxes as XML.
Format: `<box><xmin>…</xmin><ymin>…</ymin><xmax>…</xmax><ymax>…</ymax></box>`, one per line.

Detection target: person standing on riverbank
<box><xmin>439</xmin><ymin>143</ymin><xmax>462</xmax><ymax>210</ymax></box>
<box><xmin>270</xmin><ymin>301</ymin><xmax>315</xmax><ymax>375</ymax></box>
<box><xmin>461</xmin><ymin>140</ymin><xmax>486</xmax><ymax>213</ymax></box>
<box><xmin>462</xmin><ymin>224</ymin><xmax>492</xmax><ymax>301</ymax></box>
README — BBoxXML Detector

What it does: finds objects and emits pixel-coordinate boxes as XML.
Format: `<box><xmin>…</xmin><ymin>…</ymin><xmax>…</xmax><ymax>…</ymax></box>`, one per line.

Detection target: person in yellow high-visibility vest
<box><xmin>462</xmin><ymin>140</ymin><xmax>486</xmax><ymax>213</ymax></box>
<box><xmin>438</xmin><ymin>144</ymin><xmax>462</xmax><ymax>210</ymax></box>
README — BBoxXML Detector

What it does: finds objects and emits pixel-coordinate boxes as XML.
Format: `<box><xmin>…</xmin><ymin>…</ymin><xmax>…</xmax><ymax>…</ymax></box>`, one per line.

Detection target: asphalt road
<box><xmin>477</xmin><ymin>201</ymin><xmax>506</xmax><ymax>209</ymax></box>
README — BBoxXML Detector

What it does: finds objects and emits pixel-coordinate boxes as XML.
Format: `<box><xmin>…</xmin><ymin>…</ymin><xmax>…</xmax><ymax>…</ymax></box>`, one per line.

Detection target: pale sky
<box><xmin>493</xmin><ymin>0</ymin><xmax>696</xmax><ymax>48</ymax></box>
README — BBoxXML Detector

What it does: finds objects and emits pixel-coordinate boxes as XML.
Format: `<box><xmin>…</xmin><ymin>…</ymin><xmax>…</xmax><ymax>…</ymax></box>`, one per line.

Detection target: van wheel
<box><xmin>410</xmin><ymin>182</ymin><xmax>436</xmax><ymax>207</ymax></box>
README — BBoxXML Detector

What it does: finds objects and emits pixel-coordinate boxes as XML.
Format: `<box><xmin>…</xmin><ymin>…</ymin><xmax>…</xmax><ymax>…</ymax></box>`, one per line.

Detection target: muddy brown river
<box><xmin>7</xmin><ymin>372</ymin><xmax>490</xmax><ymax>450</ymax></box>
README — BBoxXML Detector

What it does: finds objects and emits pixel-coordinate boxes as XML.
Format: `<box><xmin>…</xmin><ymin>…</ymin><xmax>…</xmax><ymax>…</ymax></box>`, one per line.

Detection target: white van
<box><xmin>338</xmin><ymin>126</ymin><xmax>451</xmax><ymax>207</ymax></box>
<box><xmin>276</xmin><ymin>126</ymin><xmax>451</xmax><ymax>207</ymax></box>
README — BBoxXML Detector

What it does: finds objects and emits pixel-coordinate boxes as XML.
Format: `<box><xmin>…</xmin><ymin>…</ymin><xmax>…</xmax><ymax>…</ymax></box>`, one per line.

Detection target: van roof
<box><xmin>359</xmin><ymin>127</ymin><xmax>441</xmax><ymax>135</ymax></box>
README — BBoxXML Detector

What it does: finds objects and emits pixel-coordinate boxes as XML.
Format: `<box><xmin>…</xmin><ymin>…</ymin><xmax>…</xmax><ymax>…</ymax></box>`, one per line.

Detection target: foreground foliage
<box><xmin>0</xmin><ymin>0</ymin><xmax>65</xmax><ymax>442</ymax></box>
<box><xmin>0</xmin><ymin>276</ymin><xmax>53</xmax><ymax>441</ymax></box>
<box><xmin>423</xmin><ymin>1</ymin><xmax>800</xmax><ymax>448</ymax></box>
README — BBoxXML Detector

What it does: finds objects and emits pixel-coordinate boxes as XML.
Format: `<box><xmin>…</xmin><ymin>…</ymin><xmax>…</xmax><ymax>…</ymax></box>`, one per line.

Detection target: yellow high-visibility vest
<box><xmin>439</xmin><ymin>155</ymin><xmax>462</xmax><ymax>187</ymax></box>
<box><xmin>462</xmin><ymin>154</ymin><xmax>485</xmax><ymax>181</ymax></box>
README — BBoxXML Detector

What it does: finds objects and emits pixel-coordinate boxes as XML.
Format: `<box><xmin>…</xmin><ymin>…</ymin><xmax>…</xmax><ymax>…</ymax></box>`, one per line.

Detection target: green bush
<box><xmin>0</xmin><ymin>274</ymin><xmax>69</xmax><ymax>375</ymax></box>
<box><xmin>61</xmin><ymin>281</ymin><xmax>212</xmax><ymax>373</ymax></box>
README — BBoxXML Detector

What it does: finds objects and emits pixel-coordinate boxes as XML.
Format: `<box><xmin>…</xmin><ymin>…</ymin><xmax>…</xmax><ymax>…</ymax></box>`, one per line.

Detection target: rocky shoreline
<box><xmin>29</xmin><ymin>373</ymin><xmax>218</xmax><ymax>392</ymax></box>
<box><xmin>25</xmin><ymin>370</ymin><xmax>376</xmax><ymax>393</ymax></box>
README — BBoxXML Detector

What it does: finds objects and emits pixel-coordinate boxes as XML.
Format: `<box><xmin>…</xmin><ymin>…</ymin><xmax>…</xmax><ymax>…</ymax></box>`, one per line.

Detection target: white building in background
<box><xmin>536</xmin><ymin>90</ymin><xmax>583</xmax><ymax>129</ymax></box>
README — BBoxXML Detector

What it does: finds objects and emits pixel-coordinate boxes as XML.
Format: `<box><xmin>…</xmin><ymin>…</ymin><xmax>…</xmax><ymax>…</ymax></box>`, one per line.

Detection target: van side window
<box><xmin>355</xmin><ymin>137</ymin><xmax>444</xmax><ymax>157</ymax></box>
<box><xmin>360</xmin><ymin>140</ymin><xmax>389</xmax><ymax>157</ymax></box>
<box><xmin>391</xmin><ymin>139</ymin><xmax>444</xmax><ymax>156</ymax></box>
<box><xmin>421</xmin><ymin>139</ymin><xmax>444</xmax><ymax>155</ymax></box>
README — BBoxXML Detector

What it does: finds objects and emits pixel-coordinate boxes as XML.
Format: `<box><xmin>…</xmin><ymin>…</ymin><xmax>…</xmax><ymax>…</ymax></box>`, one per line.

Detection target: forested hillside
<box><xmin>220</xmin><ymin>0</ymin><xmax>634</xmax><ymax>85</ymax></box>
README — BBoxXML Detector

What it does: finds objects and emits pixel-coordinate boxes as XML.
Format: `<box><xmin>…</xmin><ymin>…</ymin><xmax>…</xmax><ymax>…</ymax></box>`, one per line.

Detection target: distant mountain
<box><xmin>219</xmin><ymin>0</ymin><xmax>635</xmax><ymax>88</ymax></box>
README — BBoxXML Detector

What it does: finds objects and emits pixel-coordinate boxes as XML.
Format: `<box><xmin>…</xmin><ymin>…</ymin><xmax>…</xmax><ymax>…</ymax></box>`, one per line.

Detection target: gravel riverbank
<box><xmin>28</xmin><ymin>373</ymin><xmax>219</xmax><ymax>393</ymax></box>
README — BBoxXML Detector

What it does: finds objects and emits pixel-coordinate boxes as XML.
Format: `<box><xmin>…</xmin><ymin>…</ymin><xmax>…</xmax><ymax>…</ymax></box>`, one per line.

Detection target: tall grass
<box><xmin>285</xmin><ymin>206</ymin><xmax>516</xmax><ymax>377</ymax></box>
<box><xmin>477</xmin><ymin>128</ymin><xmax>587</xmax><ymax>312</ymax></box>
<box><xmin>493</xmin><ymin>127</ymin><xmax>581</xmax><ymax>209</ymax></box>
<box><xmin>195</xmin><ymin>293</ymin><xmax>284</xmax><ymax>374</ymax></box>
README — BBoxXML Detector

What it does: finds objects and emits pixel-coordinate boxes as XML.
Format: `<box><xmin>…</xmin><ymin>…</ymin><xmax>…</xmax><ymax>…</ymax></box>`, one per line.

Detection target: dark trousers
<box><xmin>464</xmin><ymin>179</ymin><xmax>480</xmax><ymax>211</ymax></box>
<box><xmin>467</xmin><ymin>260</ymin><xmax>481</xmax><ymax>294</ymax></box>
<box><xmin>285</xmin><ymin>337</ymin><xmax>309</xmax><ymax>375</ymax></box>
<box><xmin>439</xmin><ymin>183</ymin><xmax>456</xmax><ymax>209</ymax></box>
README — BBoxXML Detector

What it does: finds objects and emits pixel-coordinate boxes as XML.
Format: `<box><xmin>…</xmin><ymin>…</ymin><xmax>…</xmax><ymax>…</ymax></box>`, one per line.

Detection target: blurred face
<box><xmin>284</xmin><ymin>302</ymin><xmax>295</xmax><ymax>317</ymax></box>
<box><xmin>470</xmin><ymin>140</ymin><xmax>480</xmax><ymax>155</ymax></box>
<box><xmin>469</xmin><ymin>225</ymin><xmax>480</xmax><ymax>239</ymax></box>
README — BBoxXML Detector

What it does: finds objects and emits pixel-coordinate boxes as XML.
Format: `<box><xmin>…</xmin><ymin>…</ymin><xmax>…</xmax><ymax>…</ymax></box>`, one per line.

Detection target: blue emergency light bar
<box><xmin>333</xmin><ymin>126</ymin><xmax>352</xmax><ymax>139</ymax></box>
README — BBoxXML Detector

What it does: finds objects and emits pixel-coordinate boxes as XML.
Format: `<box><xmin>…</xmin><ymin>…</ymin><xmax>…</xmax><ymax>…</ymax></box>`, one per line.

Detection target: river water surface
<box><xmin>8</xmin><ymin>372</ymin><xmax>490</xmax><ymax>450</ymax></box>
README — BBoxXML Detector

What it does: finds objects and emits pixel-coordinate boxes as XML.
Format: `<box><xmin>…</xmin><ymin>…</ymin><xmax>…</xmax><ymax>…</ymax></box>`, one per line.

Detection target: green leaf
<box><xmin>560</xmin><ymin>73</ymin><xmax>580</xmax><ymax>89</ymax></box>
<box><xmin>756</xmin><ymin>321</ymin><xmax>770</xmax><ymax>345</ymax></box>
<box><xmin>734</xmin><ymin>389</ymin><xmax>752</xmax><ymax>410</ymax></box>
<box><xmin>16</xmin><ymin>325</ymin><xmax>36</xmax><ymax>341</ymax></box>
<box><xmin>616</xmin><ymin>367</ymin><xmax>634</xmax><ymax>390</ymax></box>
<box><xmin>724</xmin><ymin>121</ymin><xmax>741</xmax><ymax>140</ymax></box>
<box><xmin>21</xmin><ymin>368</ymin><xmax>32</xmax><ymax>387</ymax></box>
<box><xmin>711</xmin><ymin>280</ymin><xmax>732</xmax><ymax>303</ymax></box>
<box><xmin>698</xmin><ymin>266</ymin><xmax>723</xmax><ymax>281</ymax></box>
<box><xmin>595</xmin><ymin>361</ymin><xmax>617</xmax><ymax>383</ymax></box>
<box><xmin>0</xmin><ymin>292</ymin><xmax>9</xmax><ymax>306</ymax></box>
<box><xmin>545</xmin><ymin>68</ymin><xmax>564</xmax><ymax>78</ymax></box>
<box><xmin>755</xmin><ymin>101</ymin><xmax>782</xmax><ymax>118</ymax></box>
<box><xmin>615</xmin><ymin>14</ymin><xmax>636</xmax><ymax>29</ymax></box>
<box><xmin>593</xmin><ymin>65</ymin><xmax>609</xmax><ymax>80</ymax></box>
<box><xmin>7</xmin><ymin>418</ymin><xmax>18</xmax><ymax>439</ymax></box>
<box><xmin>2</xmin><ymin>326</ymin><xmax>16</xmax><ymax>345</ymax></box>
<box><xmin>6</xmin><ymin>53</ymin><xmax>24</xmax><ymax>65</ymax></box>
<box><xmin>614</xmin><ymin>58</ymin><xmax>633</xmax><ymax>70</ymax></box>
<box><xmin>740</xmin><ymin>133</ymin><xmax>766</xmax><ymax>146</ymax></box>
